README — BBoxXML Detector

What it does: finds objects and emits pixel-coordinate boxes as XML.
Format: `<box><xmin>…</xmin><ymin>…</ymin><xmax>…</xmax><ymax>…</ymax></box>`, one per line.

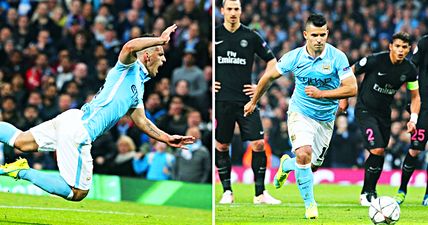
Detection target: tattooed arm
<box><xmin>129</xmin><ymin>107</ymin><xmax>195</xmax><ymax>148</ymax></box>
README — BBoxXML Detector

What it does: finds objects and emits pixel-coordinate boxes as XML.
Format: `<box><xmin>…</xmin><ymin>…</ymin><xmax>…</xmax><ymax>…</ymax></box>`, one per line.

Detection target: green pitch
<box><xmin>0</xmin><ymin>192</ymin><xmax>212</xmax><ymax>225</ymax></box>
<box><xmin>216</xmin><ymin>183</ymin><xmax>428</xmax><ymax>225</ymax></box>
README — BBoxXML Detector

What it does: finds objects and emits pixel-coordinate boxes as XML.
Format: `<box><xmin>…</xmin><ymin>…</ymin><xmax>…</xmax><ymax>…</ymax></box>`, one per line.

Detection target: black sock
<box><xmin>425</xmin><ymin>165</ymin><xmax>428</xmax><ymax>196</ymax></box>
<box><xmin>362</xmin><ymin>153</ymin><xmax>384</xmax><ymax>194</ymax></box>
<box><xmin>399</xmin><ymin>152</ymin><xmax>418</xmax><ymax>194</ymax></box>
<box><xmin>215</xmin><ymin>149</ymin><xmax>232</xmax><ymax>192</ymax></box>
<box><xmin>252</xmin><ymin>151</ymin><xmax>267</xmax><ymax>196</ymax></box>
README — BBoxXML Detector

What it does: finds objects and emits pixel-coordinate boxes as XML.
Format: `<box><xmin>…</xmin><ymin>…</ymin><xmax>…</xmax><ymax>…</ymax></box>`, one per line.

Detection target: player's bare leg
<box><xmin>14</xmin><ymin>131</ymin><xmax>39</xmax><ymax>152</ymax></box>
<box><xmin>0</xmin><ymin>123</ymin><xmax>80</xmax><ymax>201</ymax></box>
<box><xmin>216</xmin><ymin>141</ymin><xmax>234</xmax><ymax>204</ymax></box>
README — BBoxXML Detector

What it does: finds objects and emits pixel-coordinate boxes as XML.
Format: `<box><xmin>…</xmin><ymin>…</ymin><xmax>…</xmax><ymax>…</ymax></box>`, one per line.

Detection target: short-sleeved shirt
<box><xmin>354</xmin><ymin>52</ymin><xmax>418</xmax><ymax>116</ymax></box>
<box><xmin>215</xmin><ymin>24</ymin><xmax>275</xmax><ymax>102</ymax></box>
<box><xmin>276</xmin><ymin>43</ymin><xmax>353</xmax><ymax>122</ymax></box>
<box><xmin>411</xmin><ymin>35</ymin><xmax>428</xmax><ymax>108</ymax></box>
<box><xmin>81</xmin><ymin>60</ymin><xmax>150</xmax><ymax>141</ymax></box>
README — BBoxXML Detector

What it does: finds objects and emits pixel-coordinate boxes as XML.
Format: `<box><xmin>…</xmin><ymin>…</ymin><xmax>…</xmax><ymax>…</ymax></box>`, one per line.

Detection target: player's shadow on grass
<box><xmin>0</xmin><ymin>220</ymin><xmax>51</xmax><ymax>225</ymax></box>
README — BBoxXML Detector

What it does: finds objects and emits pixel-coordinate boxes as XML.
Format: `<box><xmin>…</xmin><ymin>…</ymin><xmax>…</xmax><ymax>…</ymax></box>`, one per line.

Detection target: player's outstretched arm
<box><xmin>305</xmin><ymin>75</ymin><xmax>358</xmax><ymax>99</ymax></box>
<box><xmin>244</xmin><ymin>60</ymin><xmax>281</xmax><ymax>117</ymax></box>
<box><xmin>129</xmin><ymin>107</ymin><xmax>195</xmax><ymax>149</ymax></box>
<box><xmin>119</xmin><ymin>24</ymin><xmax>177</xmax><ymax>65</ymax></box>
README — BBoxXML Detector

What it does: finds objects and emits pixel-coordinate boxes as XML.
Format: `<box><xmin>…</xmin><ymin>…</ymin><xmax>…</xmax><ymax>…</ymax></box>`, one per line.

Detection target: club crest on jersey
<box><xmin>318</xmin><ymin>61</ymin><xmax>332</xmax><ymax>74</ymax></box>
<box><xmin>359</xmin><ymin>57</ymin><xmax>367</xmax><ymax>66</ymax></box>
<box><xmin>240</xmin><ymin>39</ymin><xmax>248</xmax><ymax>48</ymax></box>
<box><xmin>322</xmin><ymin>63</ymin><xmax>331</xmax><ymax>71</ymax></box>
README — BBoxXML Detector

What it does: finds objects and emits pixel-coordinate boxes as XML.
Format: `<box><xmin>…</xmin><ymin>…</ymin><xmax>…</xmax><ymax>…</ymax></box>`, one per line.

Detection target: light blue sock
<box><xmin>295</xmin><ymin>163</ymin><xmax>315</xmax><ymax>208</ymax></box>
<box><xmin>18</xmin><ymin>169</ymin><xmax>73</xmax><ymax>200</ymax></box>
<box><xmin>282</xmin><ymin>157</ymin><xmax>296</xmax><ymax>172</ymax></box>
<box><xmin>0</xmin><ymin>122</ymin><xmax>21</xmax><ymax>146</ymax></box>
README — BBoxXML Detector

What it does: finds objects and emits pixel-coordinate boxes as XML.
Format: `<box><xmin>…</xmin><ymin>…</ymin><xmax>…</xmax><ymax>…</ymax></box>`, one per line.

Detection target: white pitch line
<box><xmin>0</xmin><ymin>205</ymin><xmax>137</xmax><ymax>215</ymax></box>
<box><xmin>220</xmin><ymin>203</ymin><xmax>422</xmax><ymax>207</ymax></box>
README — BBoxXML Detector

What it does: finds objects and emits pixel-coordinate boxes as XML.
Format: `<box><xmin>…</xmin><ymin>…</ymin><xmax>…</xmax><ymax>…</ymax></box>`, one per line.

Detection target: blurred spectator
<box><xmin>109</xmin><ymin>135</ymin><xmax>137</xmax><ymax>177</ymax></box>
<box><xmin>174</xmin><ymin>79</ymin><xmax>200</xmax><ymax>111</ymax></box>
<box><xmin>171</xmin><ymin>49</ymin><xmax>206</xmax><ymax>98</ymax></box>
<box><xmin>1</xmin><ymin>96</ymin><xmax>21</xmax><ymax>124</ymax></box>
<box><xmin>111</xmin><ymin>116</ymin><xmax>142</xmax><ymax>148</ymax></box>
<box><xmin>158</xmin><ymin>95</ymin><xmax>188</xmax><ymax>135</ymax></box>
<box><xmin>30</xmin><ymin>2</ymin><xmax>61</xmax><ymax>41</ymax></box>
<box><xmin>68</xmin><ymin>31</ymin><xmax>94</xmax><ymax>65</ymax></box>
<box><xmin>24</xmin><ymin>53</ymin><xmax>54</xmax><ymax>91</ymax></box>
<box><xmin>57</xmin><ymin>93</ymin><xmax>72</xmax><ymax>113</ymax></box>
<box><xmin>92</xmin><ymin>58</ymin><xmax>110</xmax><ymax>91</ymax></box>
<box><xmin>41</xmin><ymin>84</ymin><xmax>59</xmax><ymax>120</ymax></box>
<box><xmin>174</xmin><ymin>127</ymin><xmax>210</xmax><ymax>183</ymax></box>
<box><xmin>133</xmin><ymin>140</ymin><xmax>175</xmax><ymax>180</ymax></box>
<box><xmin>16</xmin><ymin>104</ymin><xmax>43</xmax><ymax>131</ymax></box>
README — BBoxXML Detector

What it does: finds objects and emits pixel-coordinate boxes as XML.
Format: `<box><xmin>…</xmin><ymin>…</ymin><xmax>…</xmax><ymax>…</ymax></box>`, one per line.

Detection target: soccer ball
<box><xmin>369</xmin><ymin>196</ymin><xmax>400</xmax><ymax>224</ymax></box>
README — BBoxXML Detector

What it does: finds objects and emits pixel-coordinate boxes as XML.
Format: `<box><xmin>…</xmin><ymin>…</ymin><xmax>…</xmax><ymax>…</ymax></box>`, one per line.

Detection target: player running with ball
<box><xmin>244</xmin><ymin>14</ymin><xmax>357</xmax><ymax>219</ymax></box>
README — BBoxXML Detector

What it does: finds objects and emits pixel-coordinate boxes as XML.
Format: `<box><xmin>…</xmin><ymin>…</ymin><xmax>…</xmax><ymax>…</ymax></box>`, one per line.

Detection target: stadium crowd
<box><xmin>215</xmin><ymin>0</ymin><xmax>428</xmax><ymax>170</ymax></box>
<box><xmin>0</xmin><ymin>0</ymin><xmax>212</xmax><ymax>183</ymax></box>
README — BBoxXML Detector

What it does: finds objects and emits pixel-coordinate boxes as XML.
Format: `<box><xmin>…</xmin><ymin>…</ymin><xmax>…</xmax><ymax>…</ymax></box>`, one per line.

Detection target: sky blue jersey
<box><xmin>276</xmin><ymin>43</ymin><xmax>353</xmax><ymax>121</ymax></box>
<box><xmin>81</xmin><ymin>60</ymin><xmax>150</xmax><ymax>141</ymax></box>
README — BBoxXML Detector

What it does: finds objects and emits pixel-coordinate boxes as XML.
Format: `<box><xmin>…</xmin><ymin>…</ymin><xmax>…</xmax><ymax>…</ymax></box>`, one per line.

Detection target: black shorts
<box><xmin>410</xmin><ymin>108</ymin><xmax>428</xmax><ymax>150</ymax></box>
<box><xmin>215</xmin><ymin>101</ymin><xmax>264</xmax><ymax>143</ymax></box>
<box><xmin>355</xmin><ymin>108</ymin><xmax>391</xmax><ymax>149</ymax></box>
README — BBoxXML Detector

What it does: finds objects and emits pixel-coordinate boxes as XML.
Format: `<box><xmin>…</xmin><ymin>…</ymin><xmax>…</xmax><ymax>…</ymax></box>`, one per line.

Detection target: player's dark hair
<box><xmin>305</xmin><ymin>14</ymin><xmax>327</xmax><ymax>28</ymax></box>
<box><xmin>391</xmin><ymin>32</ymin><xmax>411</xmax><ymax>45</ymax></box>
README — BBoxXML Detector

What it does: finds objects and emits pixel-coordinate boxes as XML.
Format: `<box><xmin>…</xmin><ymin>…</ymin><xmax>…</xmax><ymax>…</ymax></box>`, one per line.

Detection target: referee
<box><xmin>215</xmin><ymin>0</ymin><xmax>280</xmax><ymax>204</ymax></box>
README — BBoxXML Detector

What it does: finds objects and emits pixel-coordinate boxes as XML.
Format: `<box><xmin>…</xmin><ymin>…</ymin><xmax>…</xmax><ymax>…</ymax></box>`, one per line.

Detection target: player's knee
<box><xmin>71</xmin><ymin>189</ymin><xmax>89</xmax><ymax>202</ymax></box>
<box><xmin>295</xmin><ymin>146</ymin><xmax>312</xmax><ymax>164</ymax></box>
<box><xmin>251</xmin><ymin>139</ymin><xmax>264</xmax><ymax>151</ymax></box>
<box><xmin>370</xmin><ymin>148</ymin><xmax>385</xmax><ymax>156</ymax></box>
<box><xmin>409</xmin><ymin>149</ymin><xmax>421</xmax><ymax>157</ymax></box>
<box><xmin>216</xmin><ymin>142</ymin><xmax>230</xmax><ymax>151</ymax></box>
<box><xmin>14</xmin><ymin>131</ymin><xmax>38</xmax><ymax>152</ymax></box>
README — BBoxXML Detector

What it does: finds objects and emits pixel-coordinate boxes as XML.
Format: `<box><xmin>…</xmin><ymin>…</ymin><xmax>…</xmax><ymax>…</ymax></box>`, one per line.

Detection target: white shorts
<box><xmin>287</xmin><ymin>111</ymin><xmax>334</xmax><ymax>166</ymax></box>
<box><xmin>30</xmin><ymin>109</ymin><xmax>93</xmax><ymax>190</ymax></box>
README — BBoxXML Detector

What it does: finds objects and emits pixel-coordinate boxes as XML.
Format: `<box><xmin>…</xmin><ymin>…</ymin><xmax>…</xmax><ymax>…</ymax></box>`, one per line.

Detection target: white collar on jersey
<box><xmin>303</xmin><ymin>43</ymin><xmax>328</xmax><ymax>59</ymax></box>
<box><xmin>136</xmin><ymin>59</ymin><xmax>151</xmax><ymax>83</ymax></box>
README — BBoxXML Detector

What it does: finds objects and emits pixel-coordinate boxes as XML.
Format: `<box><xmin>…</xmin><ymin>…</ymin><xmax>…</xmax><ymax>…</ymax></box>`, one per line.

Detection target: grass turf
<box><xmin>0</xmin><ymin>192</ymin><xmax>212</xmax><ymax>225</ymax></box>
<box><xmin>216</xmin><ymin>183</ymin><xmax>428</xmax><ymax>225</ymax></box>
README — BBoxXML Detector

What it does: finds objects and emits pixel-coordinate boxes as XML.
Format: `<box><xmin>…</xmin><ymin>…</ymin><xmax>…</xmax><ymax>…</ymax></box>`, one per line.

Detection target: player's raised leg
<box><xmin>274</xmin><ymin>154</ymin><xmax>293</xmax><ymax>189</ymax></box>
<box><xmin>0</xmin><ymin>126</ymin><xmax>75</xmax><ymax>200</ymax></box>
<box><xmin>0</xmin><ymin>121</ymin><xmax>25</xmax><ymax>150</ymax></box>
